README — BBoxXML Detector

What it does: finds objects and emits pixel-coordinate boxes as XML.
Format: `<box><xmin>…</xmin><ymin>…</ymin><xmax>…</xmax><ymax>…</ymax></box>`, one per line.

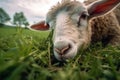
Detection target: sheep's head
<box><xmin>31</xmin><ymin>0</ymin><xmax>120</xmax><ymax>61</ymax></box>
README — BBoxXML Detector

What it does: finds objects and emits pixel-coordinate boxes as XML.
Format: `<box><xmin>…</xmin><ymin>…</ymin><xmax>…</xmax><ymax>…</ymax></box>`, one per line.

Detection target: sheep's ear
<box><xmin>30</xmin><ymin>21</ymin><xmax>49</xmax><ymax>31</ymax></box>
<box><xmin>87</xmin><ymin>0</ymin><xmax>120</xmax><ymax>19</ymax></box>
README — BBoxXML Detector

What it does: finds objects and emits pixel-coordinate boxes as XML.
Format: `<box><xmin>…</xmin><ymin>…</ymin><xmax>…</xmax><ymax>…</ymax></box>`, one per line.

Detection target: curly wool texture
<box><xmin>90</xmin><ymin>13</ymin><xmax>120</xmax><ymax>45</ymax></box>
<box><xmin>84</xmin><ymin>0</ymin><xmax>120</xmax><ymax>46</ymax></box>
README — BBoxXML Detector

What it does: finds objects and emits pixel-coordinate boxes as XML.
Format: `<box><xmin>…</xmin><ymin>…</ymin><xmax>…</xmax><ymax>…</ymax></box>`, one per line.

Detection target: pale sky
<box><xmin>0</xmin><ymin>0</ymin><xmax>85</xmax><ymax>25</ymax></box>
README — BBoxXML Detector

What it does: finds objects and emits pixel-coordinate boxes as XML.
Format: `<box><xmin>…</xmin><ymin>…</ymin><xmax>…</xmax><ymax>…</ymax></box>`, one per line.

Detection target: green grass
<box><xmin>0</xmin><ymin>26</ymin><xmax>120</xmax><ymax>80</ymax></box>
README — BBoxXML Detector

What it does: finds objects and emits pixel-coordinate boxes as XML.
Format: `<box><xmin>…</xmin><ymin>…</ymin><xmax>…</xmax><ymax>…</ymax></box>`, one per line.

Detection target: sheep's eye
<box><xmin>81</xmin><ymin>13</ymin><xmax>87</xmax><ymax>19</ymax></box>
<box><xmin>77</xmin><ymin>12</ymin><xmax>89</xmax><ymax>27</ymax></box>
<box><xmin>80</xmin><ymin>12</ymin><xmax>88</xmax><ymax>20</ymax></box>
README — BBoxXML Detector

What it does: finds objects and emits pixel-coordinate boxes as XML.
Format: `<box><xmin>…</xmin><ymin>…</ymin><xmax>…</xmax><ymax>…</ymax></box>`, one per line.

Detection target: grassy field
<box><xmin>0</xmin><ymin>25</ymin><xmax>120</xmax><ymax>80</ymax></box>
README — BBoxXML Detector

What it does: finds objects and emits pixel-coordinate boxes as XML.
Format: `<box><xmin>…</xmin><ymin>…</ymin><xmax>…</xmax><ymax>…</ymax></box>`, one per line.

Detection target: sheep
<box><xmin>30</xmin><ymin>0</ymin><xmax>120</xmax><ymax>61</ymax></box>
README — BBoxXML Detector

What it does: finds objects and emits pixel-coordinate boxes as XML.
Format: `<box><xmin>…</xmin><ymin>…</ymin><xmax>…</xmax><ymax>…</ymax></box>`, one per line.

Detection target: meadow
<box><xmin>0</xmin><ymin>25</ymin><xmax>120</xmax><ymax>80</ymax></box>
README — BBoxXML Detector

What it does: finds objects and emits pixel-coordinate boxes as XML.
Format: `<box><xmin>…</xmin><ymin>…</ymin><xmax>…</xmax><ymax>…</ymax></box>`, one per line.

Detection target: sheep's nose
<box><xmin>54</xmin><ymin>41</ymin><xmax>71</xmax><ymax>55</ymax></box>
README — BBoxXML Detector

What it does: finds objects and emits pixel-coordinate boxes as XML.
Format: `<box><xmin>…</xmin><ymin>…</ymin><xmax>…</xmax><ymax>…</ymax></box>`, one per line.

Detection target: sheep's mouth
<box><xmin>59</xmin><ymin>55</ymin><xmax>69</xmax><ymax>61</ymax></box>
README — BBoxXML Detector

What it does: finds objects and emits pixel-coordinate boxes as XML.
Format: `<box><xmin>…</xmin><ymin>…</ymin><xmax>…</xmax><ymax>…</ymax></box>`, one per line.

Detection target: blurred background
<box><xmin>0</xmin><ymin>0</ymin><xmax>85</xmax><ymax>27</ymax></box>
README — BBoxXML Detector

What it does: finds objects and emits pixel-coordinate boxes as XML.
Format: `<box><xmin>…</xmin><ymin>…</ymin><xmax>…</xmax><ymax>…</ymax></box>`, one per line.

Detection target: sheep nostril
<box><xmin>61</xmin><ymin>44</ymin><xmax>71</xmax><ymax>54</ymax></box>
<box><xmin>54</xmin><ymin>44</ymin><xmax>71</xmax><ymax>55</ymax></box>
<box><xmin>54</xmin><ymin>48</ymin><xmax>61</xmax><ymax>54</ymax></box>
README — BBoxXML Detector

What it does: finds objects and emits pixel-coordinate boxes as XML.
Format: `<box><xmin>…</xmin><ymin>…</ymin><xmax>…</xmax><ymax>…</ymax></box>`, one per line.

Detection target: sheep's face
<box><xmin>30</xmin><ymin>0</ymin><xmax>120</xmax><ymax>61</ymax></box>
<box><xmin>46</xmin><ymin>1</ymin><xmax>91</xmax><ymax>61</ymax></box>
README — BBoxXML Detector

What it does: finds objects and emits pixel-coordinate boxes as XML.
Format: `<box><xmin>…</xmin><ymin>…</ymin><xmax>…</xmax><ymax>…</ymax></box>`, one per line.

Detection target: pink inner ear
<box><xmin>92</xmin><ymin>0</ymin><xmax>118</xmax><ymax>14</ymax></box>
<box><xmin>31</xmin><ymin>21</ymin><xmax>49</xmax><ymax>30</ymax></box>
